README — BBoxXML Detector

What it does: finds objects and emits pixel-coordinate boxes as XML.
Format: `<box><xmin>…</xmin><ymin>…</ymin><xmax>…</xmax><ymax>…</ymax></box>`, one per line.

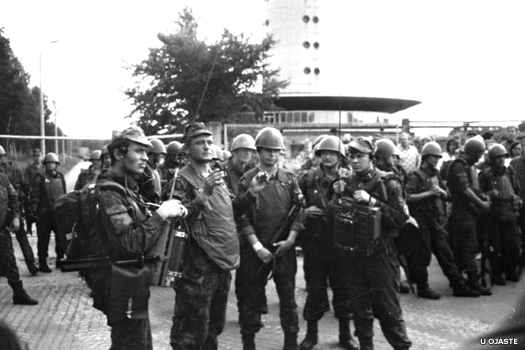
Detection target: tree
<box><xmin>0</xmin><ymin>28</ymin><xmax>51</xmax><ymax>154</ymax></box>
<box><xmin>126</xmin><ymin>7</ymin><xmax>287</xmax><ymax>135</ymax></box>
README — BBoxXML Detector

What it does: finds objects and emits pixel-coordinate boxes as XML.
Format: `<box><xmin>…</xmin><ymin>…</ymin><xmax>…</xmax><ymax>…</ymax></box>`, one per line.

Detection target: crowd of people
<box><xmin>1</xmin><ymin>123</ymin><xmax>524</xmax><ymax>350</ymax></box>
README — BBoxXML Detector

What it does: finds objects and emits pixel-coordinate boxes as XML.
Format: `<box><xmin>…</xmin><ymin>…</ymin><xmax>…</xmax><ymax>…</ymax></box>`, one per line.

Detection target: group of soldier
<box><xmin>2</xmin><ymin>122</ymin><xmax>524</xmax><ymax>350</ymax></box>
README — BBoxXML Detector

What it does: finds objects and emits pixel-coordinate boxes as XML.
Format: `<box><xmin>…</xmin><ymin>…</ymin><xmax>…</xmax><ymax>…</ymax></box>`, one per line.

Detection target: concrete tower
<box><xmin>265</xmin><ymin>0</ymin><xmax>322</xmax><ymax>95</ymax></box>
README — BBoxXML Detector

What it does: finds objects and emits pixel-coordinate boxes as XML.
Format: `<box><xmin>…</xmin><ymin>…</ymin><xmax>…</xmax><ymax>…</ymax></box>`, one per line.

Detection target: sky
<box><xmin>1</xmin><ymin>0</ymin><xmax>525</xmax><ymax>139</ymax></box>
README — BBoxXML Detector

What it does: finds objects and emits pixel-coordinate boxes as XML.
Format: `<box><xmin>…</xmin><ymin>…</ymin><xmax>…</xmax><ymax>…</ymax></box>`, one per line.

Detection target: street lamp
<box><xmin>39</xmin><ymin>40</ymin><xmax>58</xmax><ymax>155</ymax></box>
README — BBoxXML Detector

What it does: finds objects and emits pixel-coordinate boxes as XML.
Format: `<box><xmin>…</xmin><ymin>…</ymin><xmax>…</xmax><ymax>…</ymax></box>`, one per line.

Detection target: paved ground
<box><xmin>1</xmin><ymin>161</ymin><xmax>523</xmax><ymax>349</ymax></box>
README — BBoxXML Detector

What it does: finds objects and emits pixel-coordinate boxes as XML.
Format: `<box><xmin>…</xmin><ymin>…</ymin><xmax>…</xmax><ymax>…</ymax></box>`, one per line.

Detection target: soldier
<box><xmin>405</xmin><ymin>142</ymin><xmax>480</xmax><ymax>298</ymax></box>
<box><xmin>100</xmin><ymin>144</ymin><xmax>111</xmax><ymax>169</ymax></box>
<box><xmin>479</xmin><ymin>144</ymin><xmax>521</xmax><ymax>284</ymax></box>
<box><xmin>0</xmin><ymin>145</ymin><xmax>39</xmax><ymax>275</ymax></box>
<box><xmin>0</xmin><ymin>170</ymin><xmax>38</xmax><ymax>305</ymax></box>
<box><xmin>327</xmin><ymin>137</ymin><xmax>411</xmax><ymax>350</ymax></box>
<box><xmin>447</xmin><ymin>137</ymin><xmax>492</xmax><ymax>295</ymax></box>
<box><xmin>164</xmin><ymin>140</ymin><xmax>184</xmax><ymax>185</ymax></box>
<box><xmin>509</xmin><ymin>138</ymin><xmax>525</xmax><ymax>271</ymax></box>
<box><xmin>223</xmin><ymin>134</ymin><xmax>256</xmax><ymax>196</ymax></box>
<box><xmin>24</xmin><ymin>148</ymin><xmax>43</xmax><ymax>236</ymax></box>
<box><xmin>74</xmin><ymin>149</ymin><xmax>102</xmax><ymax>190</ymax></box>
<box><xmin>168</xmin><ymin>123</ymin><xmax>240</xmax><ymax>350</ymax></box>
<box><xmin>234</xmin><ymin>127</ymin><xmax>305</xmax><ymax>350</ymax></box>
<box><xmin>140</xmin><ymin>138</ymin><xmax>167</xmax><ymax>204</ymax></box>
<box><xmin>31</xmin><ymin>152</ymin><xmax>66</xmax><ymax>272</ymax></box>
<box><xmin>92</xmin><ymin>126</ymin><xmax>186</xmax><ymax>349</ymax></box>
<box><xmin>297</xmin><ymin>135</ymin><xmax>357</xmax><ymax>350</ymax></box>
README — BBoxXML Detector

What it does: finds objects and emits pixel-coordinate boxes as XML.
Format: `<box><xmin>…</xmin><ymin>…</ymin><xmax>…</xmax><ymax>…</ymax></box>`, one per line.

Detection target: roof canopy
<box><xmin>274</xmin><ymin>95</ymin><xmax>420</xmax><ymax>114</ymax></box>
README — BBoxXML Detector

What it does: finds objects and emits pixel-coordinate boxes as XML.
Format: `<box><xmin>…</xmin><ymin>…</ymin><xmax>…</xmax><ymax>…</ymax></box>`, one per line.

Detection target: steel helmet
<box><xmin>255</xmin><ymin>127</ymin><xmax>284</xmax><ymax>150</ymax></box>
<box><xmin>43</xmin><ymin>152</ymin><xmax>59</xmax><ymax>164</ymax></box>
<box><xmin>210</xmin><ymin>144</ymin><xmax>224</xmax><ymax>161</ymax></box>
<box><xmin>0</xmin><ymin>146</ymin><xmax>5</xmax><ymax>156</ymax></box>
<box><xmin>313</xmin><ymin>135</ymin><xmax>327</xmax><ymax>148</ymax></box>
<box><xmin>464</xmin><ymin>137</ymin><xmax>485</xmax><ymax>157</ymax></box>
<box><xmin>89</xmin><ymin>150</ymin><xmax>102</xmax><ymax>161</ymax></box>
<box><xmin>149</xmin><ymin>139</ymin><xmax>167</xmax><ymax>154</ymax></box>
<box><xmin>487</xmin><ymin>144</ymin><xmax>508</xmax><ymax>160</ymax></box>
<box><xmin>167</xmin><ymin>141</ymin><xmax>183</xmax><ymax>156</ymax></box>
<box><xmin>315</xmin><ymin>135</ymin><xmax>345</xmax><ymax>157</ymax></box>
<box><xmin>101</xmin><ymin>144</ymin><xmax>109</xmax><ymax>156</ymax></box>
<box><xmin>231</xmin><ymin>134</ymin><xmax>256</xmax><ymax>151</ymax></box>
<box><xmin>373</xmin><ymin>139</ymin><xmax>397</xmax><ymax>158</ymax></box>
<box><xmin>421</xmin><ymin>141</ymin><xmax>443</xmax><ymax>158</ymax></box>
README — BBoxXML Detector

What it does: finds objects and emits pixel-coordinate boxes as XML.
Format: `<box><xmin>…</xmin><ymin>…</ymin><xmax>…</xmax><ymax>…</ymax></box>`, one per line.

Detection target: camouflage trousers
<box><xmin>170</xmin><ymin>247</ymin><xmax>232</xmax><ymax>350</ymax></box>
<box><xmin>236</xmin><ymin>245</ymin><xmax>299</xmax><ymax>336</ymax></box>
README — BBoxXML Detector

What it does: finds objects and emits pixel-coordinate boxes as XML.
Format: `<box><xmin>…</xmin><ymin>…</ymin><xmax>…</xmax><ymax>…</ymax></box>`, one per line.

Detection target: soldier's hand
<box><xmin>332</xmin><ymin>180</ymin><xmax>346</xmax><ymax>194</ymax></box>
<box><xmin>157</xmin><ymin>199</ymin><xmax>187</xmax><ymax>220</ymax></box>
<box><xmin>274</xmin><ymin>239</ymin><xmax>294</xmax><ymax>256</ymax></box>
<box><xmin>305</xmin><ymin>205</ymin><xmax>323</xmax><ymax>218</ymax></box>
<box><xmin>249</xmin><ymin>175</ymin><xmax>267</xmax><ymax>195</ymax></box>
<box><xmin>480</xmin><ymin>200</ymin><xmax>490</xmax><ymax>212</ymax></box>
<box><xmin>353</xmin><ymin>190</ymin><xmax>371</xmax><ymax>203</ymax></box>
<box><xmin>11</xmin><ymin>217</ymin><xmax>20</xmax><ymax>232</ymax></box>
<box><xmin>256</xmin><ymin>247</ymin><xmax>273</xmax><ymax>264</ymax></box>
<box><xmin>203</xmin><ymin>169</ymin><xmax>225</xmax><ymax>196</ymax></box>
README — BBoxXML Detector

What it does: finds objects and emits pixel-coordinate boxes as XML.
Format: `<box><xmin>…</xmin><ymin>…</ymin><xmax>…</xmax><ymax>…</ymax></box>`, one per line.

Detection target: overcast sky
<box><xmin>1</xmin><ymin>0</ymin><xmax>524</xmax><ymax>138</ymax></box>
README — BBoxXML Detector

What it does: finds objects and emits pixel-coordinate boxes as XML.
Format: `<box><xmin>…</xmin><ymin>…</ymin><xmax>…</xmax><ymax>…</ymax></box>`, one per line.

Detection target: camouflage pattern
<box><xmin>74</xmin><ymin>165</ymin><xmax>100</xmax><ymax>191</ymax></box>
<box><xmin>170</xmin><ymin>241</ymin><xmax>231</xmax><ymax>350</ymax></box>
<box><xmin>168</xmin><ymin>164</ymin><xmax>239</xmax><ymax>350</ymax></box>
<box><xmin>0</xmin><ymin>173</ymin><xmax>22</xmax><ymax>283</ymax></box>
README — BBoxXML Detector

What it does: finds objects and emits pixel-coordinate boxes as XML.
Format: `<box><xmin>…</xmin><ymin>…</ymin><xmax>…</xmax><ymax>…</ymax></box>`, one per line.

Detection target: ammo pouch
<box><xmin>108</xmin><ymin>264</ymin><xmax>152</xmax><ymax>320</ymax></box>
<box><xmin>332</xmin><ymin>197</ymin><xmax>381</xmax><ymax>257</ymax></box>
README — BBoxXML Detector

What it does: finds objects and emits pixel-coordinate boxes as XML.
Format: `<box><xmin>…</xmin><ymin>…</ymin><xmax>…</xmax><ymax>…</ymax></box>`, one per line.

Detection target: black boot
<box><xmin>284</xmin><ymin>332</ymin><xmax>298</xmax><ymax>350</ymax></box>
<box><xmin>337</xmin><ymin>318</ymin><xmax>358</xmax><ymax>350</ymax></box>
<box><xmin>9</xmin><ymin>280</ymin><xmax>38</xmax><ymax>305</ymax></box>
<box><xmin>452</xmin><ymin>279</ymin><xmax>480</xmax><ymax>297</ymax></box>
<box><xmin>242</xmin><ymin>332</ymin><xmax>255</xmax><ymax>350</ymax></box>
<box><xmin>39</xmin><ymin>258</ymin><xmax>51</xmax><ymax>273</ymax></box>
<box><xmin>467</xmin><ymin>271</ymin><xmax>492</xmax><ymax>296</ymax></box>
<box><xmin>299</xmin><ymin>321</ymin><xmax>318</xmax><ymax>350</ymax></box>
<box><xmin>26</xmin><ymin>261</ymin><xmax>39</xmax><ymax>276</ymax></box>
<box><xmin>359</xmin><ymin>337</ymin><xmax>374</xmax><ymax>350</ymax></box>
<box><xmin>417</xmin><ymin>286</ymin><xmax>441</xmax><ymax>300</ymax></box>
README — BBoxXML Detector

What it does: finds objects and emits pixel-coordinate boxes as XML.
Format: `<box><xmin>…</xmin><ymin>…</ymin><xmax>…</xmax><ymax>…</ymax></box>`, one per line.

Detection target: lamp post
<box><xmin>53</xmin><ymin>100</ymin><xmax>58</xmax><ymax>154</ymax></box>
<box><xmin>39</xmin><ymin>40</ymin><xmax>58</xmax><ymax>155</ymax></box>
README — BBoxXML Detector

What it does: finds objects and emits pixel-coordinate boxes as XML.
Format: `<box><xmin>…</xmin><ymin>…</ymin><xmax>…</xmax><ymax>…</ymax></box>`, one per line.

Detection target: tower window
<box><xmin>264</xmin><ymin>19</ymin><xmax>269</xmax><ymax>26</ymax></box>
<box><xmin>313</xmin><ymin>42</ymin><xmax>320</xmax><ymax>49</ymax></box>
<box><xmin>303</xmin><ymin>41</ymin><xmax>310</xmax><ymax>49</ymax></box>
<box><xmin>314</xmin><ymin>68</ymin><xmax>320</xmax><ymax>75</ymax></box>
<box><xmin>304</xmin><ymin>67</ymin><xmax>311</xmax><ymax>74</ymax></box>
<box><xmin>313</xmin><ymin>16</ymin><xmax>319</xmax><ymax>23</ymax></box>
<box><xmin>302</xmin><ymin>15</ymin><xmax>310</xmax><ymax>23</ymax></box>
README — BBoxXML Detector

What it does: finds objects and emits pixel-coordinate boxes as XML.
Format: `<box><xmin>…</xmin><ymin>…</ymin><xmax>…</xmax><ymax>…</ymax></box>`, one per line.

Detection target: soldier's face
<box><xmin>0</xmin><ymin>155</ymin><xmax>7</xmax><ymax>164</ymax></box>
<box><xmin>45</xmin><ymin>162</ymin><xmax>57</xmax><ymax>171</ymax></box>
<box><xmin>234</xmin><ymin>148</ymin><xmax>253</xmax><ymax>164</ymax></box>
<box><xmin>349</xmin><ymin>152</ymin><xmax>372</xmax><ymax>174</ymax></box>
<box><xmin>426</xmin><ymin>155</ymin><xmax>440</xmax><ymax>169</ymax></box>
<box><xmin>258</xmin><ymin>148</ymin><xmax>280</xmax><ymax>167</ymax></box>
<box><xmin>188</xmin><ymin>135</ymin><xmax>214</xmax><ymax>164</ymax></box>
<box><xmin>320</xmin><ymin>150</ymin><xmax>339</xmax><ymax>168</ymax></box>
<box><xmin>492</xmin><ymin>155</ymin><xmax>505</xmax><ymax>167</ymax></box>
<box><xmin>33</xmin><ymin>154</ymin><xmax>42</xmax><ymax>164</ymax></box>
<box><xmin>122</xmin><ymin>142</ymin><xmax>149</xmax><ymax>175</ymax></box>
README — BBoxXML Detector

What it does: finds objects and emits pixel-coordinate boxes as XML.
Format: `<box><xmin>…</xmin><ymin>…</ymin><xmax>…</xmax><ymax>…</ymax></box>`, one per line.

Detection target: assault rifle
<box><xmin>60</xmin><ymin>255</ymin><xmax>160</xmax><ymax>272</ymax></box>
<box><xmin>256</xmin><ymin>198</ymin><xmax>304</xmax><ymax>277</ymax></box>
